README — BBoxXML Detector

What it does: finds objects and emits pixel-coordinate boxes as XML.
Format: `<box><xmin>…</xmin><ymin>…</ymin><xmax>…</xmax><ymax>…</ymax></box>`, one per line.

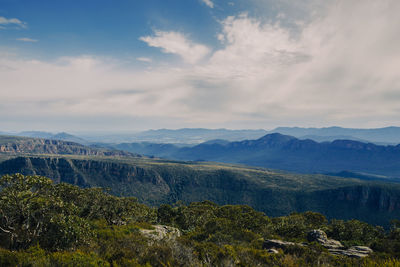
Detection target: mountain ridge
<box><xmin>270</xmin><ymin>126</ymin><xmax>400</xmax><ymax>144</ymax></box>
<box><xmin>0</xmin><ymin>135</ymin><xmax>135</xmax><ymax>158</ymax></box>
<box><xmin>111</xmin><ymin>133</ymin><xmax>400</xmax><ymax>179</ymax></box>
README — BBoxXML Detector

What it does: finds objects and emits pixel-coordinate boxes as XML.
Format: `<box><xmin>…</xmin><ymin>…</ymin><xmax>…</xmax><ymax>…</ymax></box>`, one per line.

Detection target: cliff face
<box><xmin>1</xmin><ymin>156</ymin><xmax>400</xmax><ymax>227</ymax></box>
<box><xmin>0</xmin><ymin>136</ymin><xmax>133</xmax><ymax>157</ymax></box>
<box><xmin>296</xmin><ymin>186</ymin><xmax>400</xmax><ymax>226</ymax></box>
<box><xmin>0</xmin><ymin>157</ymin><xmax>170</xmax><ymax>204</ymax></box>
<box><xmin>334</xmin><ymin>186</ymin><xmax>400</xmax><ymax>212</ymax></box>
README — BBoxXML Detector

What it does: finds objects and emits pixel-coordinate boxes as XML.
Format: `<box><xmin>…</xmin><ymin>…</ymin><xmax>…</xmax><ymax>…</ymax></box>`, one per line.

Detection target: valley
<box><xmin>1</xmin><ymin>151</ymin><xmax>399</xmax><ymax>227</ymax></box>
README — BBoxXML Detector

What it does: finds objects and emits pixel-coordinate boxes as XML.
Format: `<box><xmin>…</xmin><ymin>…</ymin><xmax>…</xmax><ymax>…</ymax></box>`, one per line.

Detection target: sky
<box><xmin>0</xmin><ymin>0</ymin><xmax>400</xmax><ymax>132</ymax></box>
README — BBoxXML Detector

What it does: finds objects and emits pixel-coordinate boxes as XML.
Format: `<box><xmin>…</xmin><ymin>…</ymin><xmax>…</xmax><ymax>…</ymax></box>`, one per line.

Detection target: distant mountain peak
<box><xmin>268</xmin><ymin>126</ymin><xmax>400</xmax><ymax>145</ymax></box>
<box><xmin>256</xmin><ymin>133</ymin><xmax>297</xmax><ymax>143</ymax></box>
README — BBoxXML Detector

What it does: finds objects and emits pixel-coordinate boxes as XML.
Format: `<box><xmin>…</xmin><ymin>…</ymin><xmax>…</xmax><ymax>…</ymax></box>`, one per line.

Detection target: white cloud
<box><xmin>201</xmin><ymin>0</ymin><xmax>214</xmax><ymax>8</ymax></box>
<box><xmin>0</xmin><ymin>16</ymin><xmax>26</xmax><ymax>28</ymax></box>
<box><xmin>16</xmin><ymin>37</ymin><xmax>38</xmax><ymax>42</ymax></box>
<box><xmin>136</xmin><ymin>57</ymin><xmax>152</xmax><ymax>63</ymax></box>
<box><xmin>1</xmin><ymin>0</ymin><xmax>400</xmax><ymax>131</ymax></box>
<box><xmin>0</xmin><ymin>54</ymin><xmax>191</xmax><ymax>126</ymax></box>
<box><xmin>140</xmin><ymin>31</ymin><xmax>211</xmax><ymax>64</ymax></box>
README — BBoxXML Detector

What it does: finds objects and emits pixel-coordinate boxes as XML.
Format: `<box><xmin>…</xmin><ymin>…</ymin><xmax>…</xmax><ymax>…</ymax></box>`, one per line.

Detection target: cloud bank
<box><xmin>1</xmin><ymin>0</ymin><xmax>400</xmax><ymax>131</ymax></box>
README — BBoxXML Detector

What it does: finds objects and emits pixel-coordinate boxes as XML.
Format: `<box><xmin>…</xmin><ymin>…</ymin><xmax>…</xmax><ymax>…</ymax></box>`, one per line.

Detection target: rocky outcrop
<box><xmin>264</xmin><ymin>231</ymin><xmax>373</xmax><ymax>258</ymax></box>
<box><xmin>307</xmin><ymin>230</ymin><xmax>372</xmax><ymax>258</ymax></box>
<box><xmin>307</xmin><ymin>229</ymin><xmax>343</xmax><ymax>249</ymax></box>
<box><xmin>140</xmin><ymin>225</ymin><xmax>181</xmax><ymax>241</ymax></box>
<box><xmin>329</xmin><ymin>246</ymin><xmax>373</xmax><ymax>258</ymax></box>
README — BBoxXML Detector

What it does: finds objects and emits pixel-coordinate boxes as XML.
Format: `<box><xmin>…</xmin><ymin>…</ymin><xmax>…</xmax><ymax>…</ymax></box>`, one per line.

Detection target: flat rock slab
<box><xmin>329</xmin><ymin>246</ymin><xmax>373</xmax><ymax>258</ymax></box>
<box><xmin>264</xmin><ymin>232</ymin><xmax>373</xmax><ymax>258</ymax></box>
<box><xmin>263</xmin><ymin>239</ymin><xmax>305</xmax><ymax>250</ymax></box>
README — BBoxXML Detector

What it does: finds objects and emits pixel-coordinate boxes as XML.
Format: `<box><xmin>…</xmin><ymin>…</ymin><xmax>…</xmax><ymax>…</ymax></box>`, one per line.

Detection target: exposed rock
<box><xmin>267</xmin><ymin>249</ymin><xmax>279</xmax><ymax>254</ymax></box>
<box><xmin>140</xmin><ymin>225</ymin><xmax>181</xmax><ymax>241</ymax></box>
<box><xmin>349</xmin><ymin>246</ymin><xmax>373</xmax><ymax>254</ymax></box>
<box><xmin>307</xmin><ymin>229</ymin><xmax>344</xmax><ymax>249</ymax></box>
<box><xmin>263</xmin><ymin>239</ymin><xmax>304</xmax><ymax>250</ymax></box>
<box><xmin>329</xmin><ymin>246</ymin><xmax>373</xmax><ymax>258</ymax></box>
<box><xmin>265</xmin><ymin>231</ymin><xmax>373</xmax><ymax>258</ymax></box>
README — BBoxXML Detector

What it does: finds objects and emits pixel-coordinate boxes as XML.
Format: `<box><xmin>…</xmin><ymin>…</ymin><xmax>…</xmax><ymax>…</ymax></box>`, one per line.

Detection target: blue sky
<box><xmin>1</xmin><ymin>0</ymin><xmax>400</xmax><ymax>132</ymax></box>
<box><xmin>0</xmin><ymin>0</ymin><xmax>265</xmax><ymax>60</ymax></box>
<box><xmin>0</xmin><ymin>0</ymin><xmax>215</xmax><ymax>58</ymax></box>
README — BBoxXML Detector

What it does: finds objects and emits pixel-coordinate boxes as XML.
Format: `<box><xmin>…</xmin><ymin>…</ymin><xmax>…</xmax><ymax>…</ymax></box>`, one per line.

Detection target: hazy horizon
<box><xmin>3</xmin><ymin>125</ymin><xmax>400</xmax><ymax>137</ymax></box>
<box><xmin>1</xmin><ymin>0</ymin><xmax>400</xmax><ymax>131</ymax></box>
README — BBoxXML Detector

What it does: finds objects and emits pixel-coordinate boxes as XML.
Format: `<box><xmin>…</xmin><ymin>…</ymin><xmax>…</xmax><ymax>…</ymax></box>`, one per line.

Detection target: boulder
<box><xmin>307</xmin><ymin>229</ymin><xmax>343</xmax><ymax>249</ymax></box>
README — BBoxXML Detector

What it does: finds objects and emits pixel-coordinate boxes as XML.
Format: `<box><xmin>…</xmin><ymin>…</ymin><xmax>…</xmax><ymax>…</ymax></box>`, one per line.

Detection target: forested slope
<box><xmin>1</xmin><ymin>155</ymin><xmax>399</xmax><ymax>227</ymax></box>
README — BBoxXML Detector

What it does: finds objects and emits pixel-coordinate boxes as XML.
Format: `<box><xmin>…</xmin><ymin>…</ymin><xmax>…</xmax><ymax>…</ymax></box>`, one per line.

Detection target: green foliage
<box><xmin>0</xmin><ymin>174</ymin><xmax>91</xmax><ymax>250</ymax></box>
<box><xmin>0</xmin><ymin>174</ymin><xmax>154</xmax><ymax>251</ymax></box>
<box><xmin>370</xmin><ymin>220</ymin><xmax>400</xmax><ymax>255</ymax></box>
<box><xmin>271</xmin><ymin>212</ymin><xmax>328</xmax><ymax>241</ymax></box>
<box><xmin>157</xmin><ymin>204</ymin><xmax>178</xmax><ymax>225</ymax></box>
<box><xmin>1</xmin><ymin>173</ymin><xmax>400</xmax><ymax>266</ymax></box>
<box><xmin>326</xmin><ymin>219</ymin><xmax>384</xmax><ymax>247</ymax></box>
<box><xmin>54</xmin><ymin>183</ymin><xmax>156</xmax><ymax>224</ymax></box>
<box><xmin>0</xmin><ymin>246</ymin><xmax>109</xmax><ymax>267</ymax></box>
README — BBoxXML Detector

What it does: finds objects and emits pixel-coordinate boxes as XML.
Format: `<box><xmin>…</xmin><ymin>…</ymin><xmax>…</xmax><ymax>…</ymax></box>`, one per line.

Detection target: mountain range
<box><xmin>1</xmin><ymin>135</ymin><xmax>400</xmax><ymax>226</ymax></box>
<box><xmin>4</xmin><ymin>126</ymin><xmax>400</xmax><ymax>145</ymax></box>
<box><xmin>84</xmin><ymin>126</ymin><xmax>400</xmax><ymax>145</ymax></box>
<box><xmin>111</xmin><ymin>133</ymin><xmax>400</xmax><ymax>180</ymax></box>
<box><xmin>272</xmin><ymin>126</ymin><xmax>400</xmax><ymax>145</ymax></box>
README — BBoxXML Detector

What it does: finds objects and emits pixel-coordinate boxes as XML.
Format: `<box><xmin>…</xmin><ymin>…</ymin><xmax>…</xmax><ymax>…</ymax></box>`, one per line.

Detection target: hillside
<box><xmin>1</xmin><ymin>154</ymin><xmax>400</xmax><ymax>227</ymax></box>
<box><xmin>113</xmin><ymin>133</ymin><xmax>400</xmax><ymax>179</ymax></box>
<box><xmin>1</xmin><ymin>174</ymin><xmax>399</xmax><ymax>266</ymax></box>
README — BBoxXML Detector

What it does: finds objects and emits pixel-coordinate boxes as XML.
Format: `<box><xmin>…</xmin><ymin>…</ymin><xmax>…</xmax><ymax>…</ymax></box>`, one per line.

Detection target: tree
<box><xmin>0</xmin><ymin>174</ymin><xmax>91</xmax><ymax>250</ymax></box>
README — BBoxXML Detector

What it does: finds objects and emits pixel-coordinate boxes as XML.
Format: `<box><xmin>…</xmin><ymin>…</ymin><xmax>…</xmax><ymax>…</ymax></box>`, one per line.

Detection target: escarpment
<box><xmin>0</xmin><ymin>136</ymin><xmax>133</xmax><ymax>157</ymax></box>
<box><xmin>1</xmin><ymin>155</ymin><xmax>400</xmax><ymax>226</ymax></box>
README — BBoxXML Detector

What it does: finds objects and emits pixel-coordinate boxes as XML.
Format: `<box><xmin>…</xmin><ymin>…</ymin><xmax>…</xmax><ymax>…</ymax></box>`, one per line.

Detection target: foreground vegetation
<box><xmin>1</xmin><ymin>174</ymin><xmax>400</xmax><ymax>266</ymax></box>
